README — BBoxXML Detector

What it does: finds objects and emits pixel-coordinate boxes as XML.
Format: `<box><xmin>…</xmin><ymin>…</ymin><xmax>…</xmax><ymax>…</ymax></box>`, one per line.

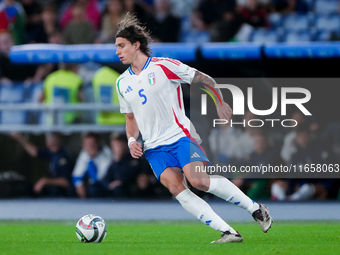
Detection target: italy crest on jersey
<box><xmin>148</xmin><ymin>72</ymin><xmax>156</xmax><ymax>85</ymax></box>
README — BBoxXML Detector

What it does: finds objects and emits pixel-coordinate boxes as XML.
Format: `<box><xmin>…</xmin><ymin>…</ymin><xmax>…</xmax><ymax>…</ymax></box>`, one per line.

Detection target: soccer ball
<box><xmin>76</xmin><ymin>214</ymin><xmax>107</xmax><ymax>243</ymax></box>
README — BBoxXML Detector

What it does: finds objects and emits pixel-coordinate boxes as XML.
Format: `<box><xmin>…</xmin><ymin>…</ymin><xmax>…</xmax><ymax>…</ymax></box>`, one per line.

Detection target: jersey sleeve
<box><xmin>153</xmin><ymin>58</ymin><xmax>196</xmax><ymax>84</ymax></box>
<box><xmin>116</xmin><ymin>76</ymin><xmax>132</xmax><ymax>113</ymax></box>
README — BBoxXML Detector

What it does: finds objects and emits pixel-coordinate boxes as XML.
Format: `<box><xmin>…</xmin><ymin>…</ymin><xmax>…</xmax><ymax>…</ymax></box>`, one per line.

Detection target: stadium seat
<box><xmin>268</xmin><ymin>13</ymin><xmax>282</xmax><ymax>29</ymax></box>
<box><xmin>282</xmin><ymin>14</ymin><xmax>310</xmax><ymax>31</ymax></box>
<box><xmin>0</xmin><ymin>84</ymin><xmax>25</xmax><ymax>103</ymax></box>
<box><xmin>315</xmin><ymin>14</ymin><xmax>340</xmax><ymax>32</ymax></box>
<box><xmin>282</xmin><ymin>30</ymin><xmax>313</xmax><ymax>43</ymax></box>
<box><xmin>314</xmin><ymin>0</ymin><xmax>339</xmax><ymax>15</ymax></box>
<box><xmin>0</xmin><ymin>84</ymin><xmax>27</xmax><ymax>125</ymax></box>
<box><xmin>315</xmin><ymin>30</ymin><xmax>332</xmax><ymax>41</ymax></box>
<box><xmin>24</xmin><ymin>83</ymin><xmax>44</xmax><ymax>125</ymax></box>
<box><xmin>250</xmin><ymin>29</ymin><xmax>282</xmax><ymax>44</ymax></box>
<box><xmin>0</xmin><ymin>110</ymin><xmax>28</xmax><ymax>125</ymax></box>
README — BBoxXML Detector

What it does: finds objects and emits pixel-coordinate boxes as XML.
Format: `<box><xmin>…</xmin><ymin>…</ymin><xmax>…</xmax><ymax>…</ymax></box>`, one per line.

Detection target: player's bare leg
<box><xmin>183</xmin><ymin>161</ymin><xmax>273</xmax><ymax>234</ymax></box>
<box><xmin>159</xmin><ymin>167</ymin><xmax>242</xmax><ymax>243</ymax></box>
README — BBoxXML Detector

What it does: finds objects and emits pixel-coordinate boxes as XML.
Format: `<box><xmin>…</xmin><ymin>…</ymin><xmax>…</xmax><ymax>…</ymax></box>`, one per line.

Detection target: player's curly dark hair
<box><xmin>115</xmin><ymin>12</ymin><xmax>152</xmax><ymax>57</ymax></box>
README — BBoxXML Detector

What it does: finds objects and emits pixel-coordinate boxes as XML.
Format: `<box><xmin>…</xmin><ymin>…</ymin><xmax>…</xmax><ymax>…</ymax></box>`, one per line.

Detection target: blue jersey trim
<box><xmin>128</xmin><ymin>57</ymin><xmax>151</xmax><ymax>75</ymax></box>
<box><xmin>142</xmin><ymin>57</ymin><xmax>151</xmax><ymax>71</ymax></box>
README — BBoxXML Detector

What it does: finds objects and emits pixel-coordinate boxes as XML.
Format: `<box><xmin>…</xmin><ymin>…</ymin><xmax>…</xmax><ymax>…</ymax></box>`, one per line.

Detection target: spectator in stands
<box><xmin>193</xmin><ymin>0</ymin><xmax>237</xmax><ymax>30</ymax></box>
<box><xmin>320</xmin><ymin>121</ymin><xmax>340</xmax><ymax>162</ymax></box>
<box><xmin>124</xmin><ymin>0</ymin><xmax>147</xmax><ymax>23</ymax></box>
<box><xmin>62</xmin><ymin>2</ymin><xmax>96</xmax><ymax>45</ymax></box>
<box><xmin>233</xmin><ymin>131</ymin><xmax>280</xmax><ymax>199</ymax></box>
<box><xmin>27</xmin><ymin>4</ymin><xmax>60</xmax><ymax>43</ymax></box>
<box><xmin>48</xmin><ymin>29</ymin><xmax>63</xmax><ymax>44</ymax></box>
<box><xmin>100</xmin><ymin>132</ymin><xmax>140</xmax><ymax>197</ymax></box>
<box><xmin>99</xmin><ymin>0</ymin><xmax>125</xmax><ymax>44</ymax></box>
<box><xmin>0</xmin><ymin>0</ymin><xmax>25</xmax><ymax>44</ymax></box>
<box><xmin>237</xmin><ymin>110</ymin><xmax>257</xmax><ymax>159</ymax></box>
<box><xmin>60</xmin><ymin>0</ymin><xmax>101</xmax><ymax>31</ymax></box>
<box><xmin>10</xmin><ymin>132</ymin><xmax>74</xmax><ymax>197</ymax></box>
<box><xmin>168</xmin><ymin>0</ymin><xmax>201</xmax><ymax>18</ymax></box>
<box><xmin>208</xmin><ymin>111</ymin><xmax>257</xmax><ymax>175</ymax></box>
<box><xmin>144</xmin><ymin>0</ymin><xmax>180</xmax><ymax>42</ymax></box>
<box><xmin>128</xmin><ymin>153</ymin><xmax>170</xmax><ymax>198</ymax></box>
<box><xmin>238</xmin><ymin>0</ymin><xmax>272</xmax><ymax>11</ymax></box>
<box><xmin>92</xmin><ymin>66</ymin><xmax>125</xmax><ymax>125</ymax></box>
<box><xmin>280</xmin><ymin>110</ymin><xmax>319</xmax><ymax>164</ymax></box>
<box><xmin>272</xmin><ymin>123</ymin><xmax>333</xmax><ymax>201</ymax></box>
<box><xmin>239</xmin><ymin>0</ymin><xmax>269</xmax><ymax>28</ymax></box>
<box><xmin>0</xmin><ymin>30</ymin><xmax>51</xmax><ymax>86</ymax></box>
<box><xmin>21</xmin><ymin>0</ymin><xmax>42</xmax><ymax>41</ymax></box>
<box><xmin>209</xmin><ymin>123</ymin><xmax>245</xmax><ymax>164</ymax></box>
<box><xmin>192</xmin><ymin>0</ymin><xmax>243</xmax><ymax>42</ymax></box>
<box><xmin>72</xmin><ymin>132</ymin><xmax>112</xmax><ymax>198</ymax></box>
<box><xmin>39</xmin><ymin>63</ymin><xmax>83</xmax><ymax>124</ymax></box>
<box><xmin>272</xmin><ymin>0</ymin><xmax>309</xmax><ymax>14</ymax></box>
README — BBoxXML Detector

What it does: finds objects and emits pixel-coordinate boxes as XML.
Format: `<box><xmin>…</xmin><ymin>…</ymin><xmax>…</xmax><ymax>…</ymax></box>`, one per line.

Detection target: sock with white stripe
<box><xmin>208</xmin><ymin>175</ymin><xmax>259</xmax><ymax>214</ymax></box>
<box><xmin>175</xmin><ymin>189</ymin><xmax>237</xmax><ymax>234</ymax></box>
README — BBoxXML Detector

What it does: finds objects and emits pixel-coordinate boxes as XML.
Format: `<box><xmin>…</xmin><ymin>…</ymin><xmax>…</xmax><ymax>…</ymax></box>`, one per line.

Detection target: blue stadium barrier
<box><xmin>201</xmin><ymin>43</ymin><xmax>262</xmax><ymax>60</ymax></box>
<box><xmin>151</xmin><ymin>43</ymin><xmax>197</xmax><ymax>61</ymax></box>
<box><xmin>10</xmin><ymin>44</ymin><xmax>64</xmax><ymax>64</ymax></box>
<box><xmin>63</xmin><ymin>44</ymin><xmax>121</xmax><ymax>63</ymax></box>
<box><xmin>9</xmin><ymin>42</ymin><xmax>340</xmax><ymax>63</ymax></box>
<box><xmin>10</xmin><ymin>43</ymin><xmax>196</xmax><ymax>63</ymax></box>
<box><xmin>264</xmin><ymin>42</ymin><xmax>340</xmax><ymax>58</ymax></box>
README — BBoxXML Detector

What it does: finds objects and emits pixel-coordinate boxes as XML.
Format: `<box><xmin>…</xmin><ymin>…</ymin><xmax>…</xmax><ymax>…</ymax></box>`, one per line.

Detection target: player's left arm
<box><xmin>191</xmin><ymin>71</ymin><xmax>232</xmax><ymax>121</ymax></box>
<box><xmin>158</xmin><ymin>59</ymin><xmax>232</xmax><ymax>120</ymax></box>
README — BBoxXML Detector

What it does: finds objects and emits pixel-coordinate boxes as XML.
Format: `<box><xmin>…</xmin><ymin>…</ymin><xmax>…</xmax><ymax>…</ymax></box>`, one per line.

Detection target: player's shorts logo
<box><xmin>148</xmin><ymin>72</ymin><xmax>156</xmax><ymax>85</ymax></box>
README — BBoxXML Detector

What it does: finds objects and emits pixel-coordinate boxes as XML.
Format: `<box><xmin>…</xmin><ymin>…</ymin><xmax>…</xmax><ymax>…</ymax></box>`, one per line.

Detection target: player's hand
<box><xmin>217</xmin><ymin>101</ymin><xmax>232</xmax><ymax>121</ymax></box>
<box><xmin>129</xmin><ymin>141</ymin><xmax>143</xmax><ymax>159</ymax></box>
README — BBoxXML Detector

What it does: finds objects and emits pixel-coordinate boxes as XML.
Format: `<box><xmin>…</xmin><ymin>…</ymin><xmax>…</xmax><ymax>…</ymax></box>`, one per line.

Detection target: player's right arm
<box><xmin>125</xmin><ymin>112</ymin><xmax>143</xmax><ymax>159</ymax></box>
<box><xmin>116</xmin><ymin>73</ymin><xmax>143</xmax><ymax>159</ymax></box>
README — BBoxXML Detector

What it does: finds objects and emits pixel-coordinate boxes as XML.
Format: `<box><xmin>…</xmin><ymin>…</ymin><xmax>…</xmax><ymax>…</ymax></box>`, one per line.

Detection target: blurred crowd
<box><xmin>208</xmin><ymin>110</ymin><xmax>340</xmax><ymax>201</ymax></box>
<box><xmin>0</xmin><ymin>0</ymin><xmax>339</xmax><ymax>201</ymax></box>
<box><xmin>0</xmin><ymin>0</ymin><xmax>339</xmax><ymax>47</ymax></box>
<box><xmin>2</xmin><ymin>109</ymin><xmax>339</xmax><ymax>201</ymax></box>
<box><xmin>7</xmin><ymin>131</ymin><xmax>171</xmax><ymax>199</ymax></box>
<box><xmin>1</xmin><ymin>0</ymin><xmax>340</xmax><ymax>87</ymax></box>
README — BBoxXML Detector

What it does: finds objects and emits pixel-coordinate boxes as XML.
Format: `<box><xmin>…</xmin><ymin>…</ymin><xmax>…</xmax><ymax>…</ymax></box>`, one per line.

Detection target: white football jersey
<box><xmin>116</xmin><ymin>57</ymin><xmax>201</xmax><ymax>150</ymax></box>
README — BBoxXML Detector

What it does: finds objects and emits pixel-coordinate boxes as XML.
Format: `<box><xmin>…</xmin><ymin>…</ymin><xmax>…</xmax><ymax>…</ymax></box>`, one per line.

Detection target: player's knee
<box><xmin>168</xmin><ymin>184</ymin><xmax>186</xmax><ymax>197</ymax></box>
<box><xmin>190</xmin><ymin>178</ymin><xmax>210</xmax><ymax>192</ymax></box>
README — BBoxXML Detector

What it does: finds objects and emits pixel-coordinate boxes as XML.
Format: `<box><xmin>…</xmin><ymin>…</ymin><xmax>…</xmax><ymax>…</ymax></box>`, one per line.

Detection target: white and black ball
<box><xmin>76</xmin><ymin>214</ymin><xmax>107</xmax><ymax>243</ymax></box>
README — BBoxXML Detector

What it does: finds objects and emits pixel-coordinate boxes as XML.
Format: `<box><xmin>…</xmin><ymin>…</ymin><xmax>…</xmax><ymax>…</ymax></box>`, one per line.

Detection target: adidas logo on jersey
<box><xmin>191</xmin><ymin>152</ymin><xmax>200</xmax><ymax>158</ymax></box>
<box><xmin>125</xmin><ymin>86</ymin><xmax>133</xmax><ymax>93</ymax></box>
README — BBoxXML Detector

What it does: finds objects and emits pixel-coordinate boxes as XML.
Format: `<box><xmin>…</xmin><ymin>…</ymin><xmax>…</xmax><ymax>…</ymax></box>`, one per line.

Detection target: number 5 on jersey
<box><xmin>138</xmin><ymin>89</ymin><xmax>147</xmax><ymax>105</ymax></box>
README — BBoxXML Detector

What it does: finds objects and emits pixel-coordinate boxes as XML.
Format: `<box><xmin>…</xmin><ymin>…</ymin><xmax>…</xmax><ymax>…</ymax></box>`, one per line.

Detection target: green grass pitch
<box><xmin>0</xmin><ymin>220</ymin><xmax>339</xmax><ymax>255</ymax></box>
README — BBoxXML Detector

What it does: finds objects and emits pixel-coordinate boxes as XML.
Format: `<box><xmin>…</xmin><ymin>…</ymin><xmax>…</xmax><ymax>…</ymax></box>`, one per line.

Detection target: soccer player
<box><xmin>115</xmin><ymin>13</ymin><xmax>273</xmax><ymax>243</ymax></box>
